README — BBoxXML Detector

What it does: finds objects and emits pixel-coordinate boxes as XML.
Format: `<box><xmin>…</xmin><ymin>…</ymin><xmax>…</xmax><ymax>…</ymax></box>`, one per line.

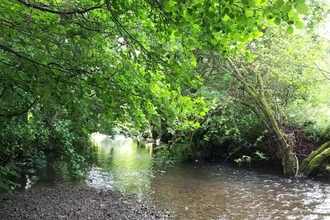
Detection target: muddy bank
<box><xmin>0</xmin><ymin>186</ymin><xmax>170</xmax><ymax>220</ymax></box>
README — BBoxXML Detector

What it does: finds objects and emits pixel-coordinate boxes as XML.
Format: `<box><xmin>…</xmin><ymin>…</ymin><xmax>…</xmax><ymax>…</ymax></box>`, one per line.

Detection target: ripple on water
<box><xmin>81</xmin><ymin>137</ymin><xmax>330</xmax><ymax>220</ymax></box>
<box><xmin>197</xmin><ymin>164</ymin><xmax>330</xmax><ymax>220</ymax></box>
<box><xmin>85</xmin><ymin>166</ymin><xmax>115</xmax><ymax>189</ymax></box>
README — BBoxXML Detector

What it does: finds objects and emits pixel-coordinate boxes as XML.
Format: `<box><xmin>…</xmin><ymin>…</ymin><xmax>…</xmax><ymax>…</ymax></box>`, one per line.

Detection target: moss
<box><xmin>282</xmin><ymin>147</ymin><xmax>296</xmax><ymax>177</ymax></box>
<box><xmin>304</xmin><ymin>147</ymin><xmax>330</xmax><ymax>176</ymax></box>
<box><xmin>300</xmin><ymin>141</ymin><xmax>330</xmax><ymax>172</ymax></box>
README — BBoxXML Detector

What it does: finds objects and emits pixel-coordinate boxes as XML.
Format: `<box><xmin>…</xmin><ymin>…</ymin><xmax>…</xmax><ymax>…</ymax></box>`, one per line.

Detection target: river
<box><xmin>31</xmin><ymin>134</ymin><xmax>330</xmax><ymax>219</ymax></box>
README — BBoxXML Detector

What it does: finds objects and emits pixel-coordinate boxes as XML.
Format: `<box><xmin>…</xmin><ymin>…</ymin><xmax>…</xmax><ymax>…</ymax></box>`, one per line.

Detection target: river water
<box><xmin>35</xmin><ymin>134</ymin><xmax>330</xmax><ymax>219</ymax></box>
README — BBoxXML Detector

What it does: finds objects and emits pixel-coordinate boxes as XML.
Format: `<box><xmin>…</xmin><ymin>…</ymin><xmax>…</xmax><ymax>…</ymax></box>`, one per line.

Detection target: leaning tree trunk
<box><xmin>300</xmin><ymin>141</ymin><xmax>330</xmax><ymax>176</ymax></box>
<box><xmin>259</xmin><ymin>97</ymin><xmax>296</xmax><ymax>177</ymax></box>
<box><xmin>228</xmin><ymin>58</ymin><xmax>296</xmax><ymax>177</ymax></box>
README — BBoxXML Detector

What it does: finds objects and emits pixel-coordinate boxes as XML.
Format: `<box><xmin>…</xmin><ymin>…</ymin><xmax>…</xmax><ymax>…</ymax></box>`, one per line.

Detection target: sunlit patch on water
<box><xmin>85</xmin><ymin>166</ymin><xmax>115</xmax><ymax>190</ymax></box>
<box><xmin>86</xmin><ymin>135</ymin><xmax>155</xmax><ymax>196</ymax></box>
<box><xmin>312</xmin><ymin>196</ymin><xmax>330</xmax><ymax>217</ymax></box>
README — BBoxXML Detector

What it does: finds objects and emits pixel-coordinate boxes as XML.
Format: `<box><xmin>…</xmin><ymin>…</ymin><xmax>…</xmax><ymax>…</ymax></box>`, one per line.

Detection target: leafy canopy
<box><xmin>0</xmin><ymin>0</ymin><xmax>308</xmax><ymax>132</ymax></box>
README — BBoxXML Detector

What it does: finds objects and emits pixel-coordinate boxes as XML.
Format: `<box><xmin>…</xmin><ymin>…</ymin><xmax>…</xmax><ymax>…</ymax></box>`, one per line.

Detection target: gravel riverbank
<box><xmin>0</xmin><ymin>186</ymin><xmax>169</xmax><ymax>220</ymax></box>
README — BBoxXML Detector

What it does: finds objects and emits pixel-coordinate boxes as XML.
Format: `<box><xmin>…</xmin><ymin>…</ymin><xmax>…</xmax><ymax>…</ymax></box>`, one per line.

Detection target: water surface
<box><xmin>35</xmin><ymin>134</ymin><xmax>330</xmax><ymax>219</ymax></box>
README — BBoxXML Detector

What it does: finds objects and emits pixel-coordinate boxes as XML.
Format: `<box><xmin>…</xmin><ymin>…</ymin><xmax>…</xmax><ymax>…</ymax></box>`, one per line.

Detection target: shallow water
<box><xmin>34</xmin><ymin>134</ymin><xmax>330</xmax><ymax>219</ymax></box>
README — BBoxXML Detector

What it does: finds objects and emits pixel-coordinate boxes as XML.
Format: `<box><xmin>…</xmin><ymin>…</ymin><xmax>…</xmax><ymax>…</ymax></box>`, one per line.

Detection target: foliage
<box><xmin>0</xmin><ymin>116</ymin><xmax>46</xmax><ymax>192</ymax></box>
<box><xmin>0</xmin><ymin>0</ymin><xmax>317</xmax><ymax>190</ymax></box>
<box><xmin>0</xmin><ymin>163</ymin><xmax>21</xmax><ymax>196</ymax></box>
<box><xmin>235</xmin><ymin>155</ymin><xmax>251</xmax><ymax>167</ymax></box>
<box><xmin>171</xmin><ymin>1</ymin><xmax>330</xmax><ymax>175</ymax></box>
<box><xmin>52</xmin><ymin>120</ymin><xmax>86</xmax><ymax>178</ymax></box>
<box><xmin>154</xmin><ymin>146</ymin><xmax>173</xmax><ymax>162</ymax></box>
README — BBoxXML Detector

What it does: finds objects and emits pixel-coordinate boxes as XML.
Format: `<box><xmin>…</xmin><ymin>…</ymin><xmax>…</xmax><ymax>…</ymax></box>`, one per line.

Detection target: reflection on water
<box><xmin>86</xmin><ymin>134</ymin><xmax>330</xmax><ymax>219</ymax></box>
<box><xmin>86</xmin><ymin>135</ymin><xmax>154</xmax><ymax>195</ymax></box>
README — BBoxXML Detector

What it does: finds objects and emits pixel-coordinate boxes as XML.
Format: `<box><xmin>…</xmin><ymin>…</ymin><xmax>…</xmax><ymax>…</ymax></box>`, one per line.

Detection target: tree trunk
<box><xmin>300</xmin><ymin>141</ymin><xmax>330</xmax><ymax>176</ymax></box>
<box><xmin>258</xmin><ymin>97</ymin><xmax>296</xmax><ymax>176</ymax></box>
<box><xmin>280</xmin><ymin>138</ymin><xmax>296</xmax><ymax>177</ymax></box>
<box><xmin>228</xmin><ymin>58</ymin><xmax>296</xmax><ymax>177</ymax></box>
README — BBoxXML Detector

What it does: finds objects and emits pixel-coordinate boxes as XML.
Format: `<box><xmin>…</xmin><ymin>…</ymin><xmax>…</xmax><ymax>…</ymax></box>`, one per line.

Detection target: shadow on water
<box><xmin>25</xmin><ymin>134</ymin><xmax>330</xmax><ymax>220</ymax></box>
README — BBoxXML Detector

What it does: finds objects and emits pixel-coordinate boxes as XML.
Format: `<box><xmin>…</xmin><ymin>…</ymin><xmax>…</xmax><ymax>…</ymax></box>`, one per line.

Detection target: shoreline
<box><xmin>0</xmin><ymin>186</ymin><xmax>170</xmax><ymax>220</ymax></box>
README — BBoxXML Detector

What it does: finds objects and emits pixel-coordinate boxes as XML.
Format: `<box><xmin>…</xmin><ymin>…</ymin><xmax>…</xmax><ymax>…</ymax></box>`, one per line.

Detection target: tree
<box><xmin>184</xmin><ymin>22</ymin><xmax>327</xmax><ymax>176</ymax></box>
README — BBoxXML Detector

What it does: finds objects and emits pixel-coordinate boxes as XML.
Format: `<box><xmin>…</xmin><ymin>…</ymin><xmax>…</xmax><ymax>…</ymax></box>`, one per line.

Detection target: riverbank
<box><xmin>0</xmin><ymin>186</ymin><xmax>169</xmax><ymax>220</ymax></box>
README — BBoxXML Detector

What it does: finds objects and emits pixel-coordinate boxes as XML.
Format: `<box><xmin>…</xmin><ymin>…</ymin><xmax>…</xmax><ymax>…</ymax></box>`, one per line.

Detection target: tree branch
<box><xmin>314</xmin><ymin>62</ymin><xmax>330</xmax><ymax>80</ymax></box>
<box><xmin>104</xmin><ymin>0</ymin><xmax>156</xmax><ymax>63</ymax></box>
<box><xmin>17</xmin><ymin>0</ymin><xmax>104</xmax><ymax>15</ymax></box>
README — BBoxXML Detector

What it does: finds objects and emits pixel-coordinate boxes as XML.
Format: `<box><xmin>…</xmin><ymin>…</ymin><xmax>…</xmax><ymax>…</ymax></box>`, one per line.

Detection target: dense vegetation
<box><xmin>1</xmin><ymin>0</ymin><xmax>329</xmax><ymax>193</ymax></box>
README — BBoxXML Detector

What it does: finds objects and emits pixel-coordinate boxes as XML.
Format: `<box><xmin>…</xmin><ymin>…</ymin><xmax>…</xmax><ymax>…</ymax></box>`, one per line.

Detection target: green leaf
<box><xmin>82</xmin><ymin>128</ymin><xmax>88</xmax><ymax>134</ymax></box>
<box><xmin>245</xmin><ymin>10</ymin><xmax>254</xmax><ymax>17</ymax></box>
<box><xmin>190</xmin><ymin>56</ymin><xmax>197</xmax><ymax>66</ymax></box>
<box><xmin>93</xmin><ymin>74</ymin><xmax>102</xmax><ymax>84</ymax></box>
<box><xmin>266</xmin><ymin>14</ymin><xmax>274</xmax><ymax>20</ymax></box>
<box><xmin>223</xmin><ymin>14</ymin><xmax>230</xmax><ymax>21</ymax></box>
<box><xmin>249</xmin><ymin>0</ymin><xmax>255</xmax><ymax>7</ymax></box>
<box><xmin>286</xmin><ymin>26</ymin><xmax>294</xmax><ymax>34</ymax></box>
<box><xmin>275</xmin><ymin>0</ymin><xmax>284</xmax><ymax>9</ymax></box>
<box><xmin>210</xmin><ymin>38</ymin><xmax>217</xmax><ymax>45</ymax></box>
<box><xmin>282</xmin><ymin>3</ymin><xmax>293</xmax><ymax>13</ymax></box>
<box><xmin>241</xmin><ymin>0</ymin><xmax>248</xmax><ymax>6</ymax></box>
<box><xmin>165</xmin><ymin>1</ymin><xmax>177</xmax><ymax>12</ymax></box>
<box><xmin>274</xmin><ymin>17</ymin><xmax>281</xmax><ymax>25</ymax></box>
<box><xmin>295</xmin><ymin>21</ymin><xmax>304</xmax><ymax>29</ymax></box>
<box><xmin>192</xmin><ymin>24</ymin><xmax>200</xmax><ymax>34</ymax></box>
<box><xmin>295</xmin><ymin>3</ymin><xmax>309</xmax><ymax>14</ymax></box>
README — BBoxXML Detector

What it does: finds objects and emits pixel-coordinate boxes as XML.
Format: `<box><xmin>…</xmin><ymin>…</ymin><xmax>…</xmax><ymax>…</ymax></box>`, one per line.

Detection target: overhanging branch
<box><xmin>104</xmin><ymin>0</ymin><xmax>156</xmax><ymax>63</ymax></box>
<box><xmin>17</xmin><ymin>0</ymin><xmax>104</xmax><ymax>15</ymax></box>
